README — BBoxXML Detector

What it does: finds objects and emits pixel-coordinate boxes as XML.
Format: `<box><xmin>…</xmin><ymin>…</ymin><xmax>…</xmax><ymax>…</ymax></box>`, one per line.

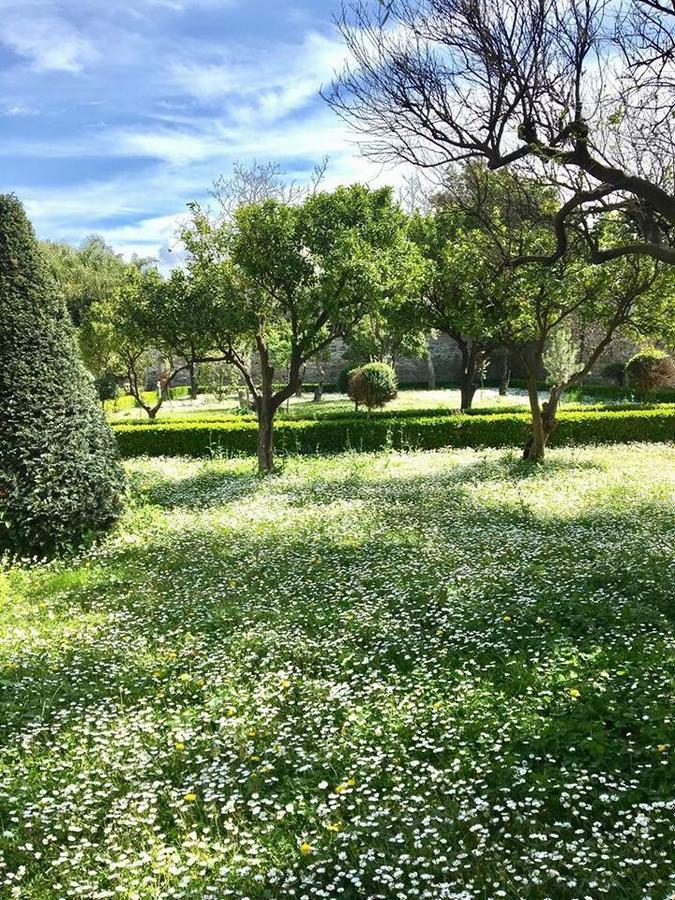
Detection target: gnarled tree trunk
<box><xmin>457</xmin><ymin>338</ymin><xmax>485</xmax><ymax>411</ymax></box>
<box><xmin>523</xmin><ymin>374</ymin><xmax>562</xmax><ymax>461</ymax></box>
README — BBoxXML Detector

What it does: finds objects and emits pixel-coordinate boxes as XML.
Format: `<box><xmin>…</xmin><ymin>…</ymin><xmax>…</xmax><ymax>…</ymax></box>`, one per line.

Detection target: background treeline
<box><xmin>43</xmin><ymin>163</ymin><xmax>675</xmax><ymax>472</ymax></box>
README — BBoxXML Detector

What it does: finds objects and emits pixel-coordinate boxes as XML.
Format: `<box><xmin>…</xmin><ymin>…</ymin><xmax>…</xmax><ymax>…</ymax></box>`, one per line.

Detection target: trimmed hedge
<box><xmin>111</xmin><ymin>400</ymin><xmax>675</xmax><ymax>428</ymax></box>
<box><xmin>113</xmin><ymin>406</ymin><xmax>675</xmax><ymax>459</ymax></box>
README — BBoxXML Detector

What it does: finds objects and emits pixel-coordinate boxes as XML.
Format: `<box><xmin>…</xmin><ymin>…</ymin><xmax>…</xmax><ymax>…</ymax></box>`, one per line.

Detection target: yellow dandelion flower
<box><xmin>225</xmin><ymin>706</ymin><xmax>236</xmax><ymax>717</ymax></box>
<box><xmin>502</xmin><ymin>615</ymin><xmax>512</xmax><ymax>622</ymax></box>
<box><xmin>280</xmin><ymin>679</ymin><xmax>291</xmax><ymax>689</ymax></box>
<box><xmin>184</xmin><ymin>792</ymin><xmax>197</xmax><ymax>803</ymax></box>
<box><xmin>657</xmin><ymin>744</ymin><xmax>669</xmax><ymax>752</ymax></box>
<box><xmin>346</xmin><ymin>778</ymin><xmax>356</xmax><ymax>787</ymax></box>
<box><xmin>325</xmin><ymin>820</ymin><xmax>342</xmax><ymax>832</ymax></box>
<box><xmin>299</xmin><ymin>842</ymin><xmax>312</xmax><ymax>854</ymax></box>
<box><xmin>174</xmin><ymin>741</ymin><xmax>185</xmax><ymax>751</ymax></box>
<box><xmin>178</xmin><ymin>673</ymin><xmax>192</xmax><ymax>683</ymax></box>
<box><xmin>568</xmin><ymin>688</ymin><xmax>581</xmax><ymax>699</ymax></box>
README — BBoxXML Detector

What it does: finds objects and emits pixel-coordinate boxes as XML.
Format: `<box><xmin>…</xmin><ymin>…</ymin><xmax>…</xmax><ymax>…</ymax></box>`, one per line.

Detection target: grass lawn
<box><xmin>107</xmin><ymin>388</ymin><xmax>546</xmax><ymax>423</ymax></box>
<box><xmin>2</xmin><ymin>444</ymin><xmax>675</xmax><ymax>898</ymax></box>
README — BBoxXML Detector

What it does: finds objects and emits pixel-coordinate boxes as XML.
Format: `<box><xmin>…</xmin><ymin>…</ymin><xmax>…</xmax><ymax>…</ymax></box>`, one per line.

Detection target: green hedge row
<box><xmin>113</xmin><ymin>407</ymin><xmax>675</xmax><ymax>459</ymax></box>
<box><xmin>112</xmin><ymin>399</ymin><xmax>675</xmax><ymax>428</ymax></box>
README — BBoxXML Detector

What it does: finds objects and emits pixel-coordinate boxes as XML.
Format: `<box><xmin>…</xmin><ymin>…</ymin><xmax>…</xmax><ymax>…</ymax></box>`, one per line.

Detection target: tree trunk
<box><xmin>456</xmin><ymin>338</ymin><xmax>479</xmax><ymax>411</ymax></box>
<box><xmin>188</xmin><ymin>360</ymin><xmax>198</xmax><ymax>400</ymax></box>
<box><xmin>523</xmin><ymin>370</ymin><xmax>546</xmax><ymax>461</ymax></box>
<box><xmin>257</xmin><ymin>401</ymin><xmax>275</xmax><ymax>475</ymax></box>
<box><xmin>256</xmin><ymin>339</ymin><xmax>277</xmax><ymax>475</ymax></box>
<box><xmin>427</xmin><ymin>348</ymin><xmax>436</xmax><ymax>390</ymax></box>
<box><xmin>460</xmin><ymin>376</ymin><xmax>477</xmax><ymax>411</ymax></box>
<box><xmin>499</xmin><ymin>350</ymin><xmax>511</xmax><ymax>396</ymax></box>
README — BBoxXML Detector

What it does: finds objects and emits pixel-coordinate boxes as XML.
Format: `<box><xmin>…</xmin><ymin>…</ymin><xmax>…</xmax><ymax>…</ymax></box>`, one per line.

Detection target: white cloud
<box><xmin>2</xmin><ymin>7</ymin><xmax>412</xmax><ymax>265</ymax></box>
<box><xmin>171</xmin><ymin>31</ymin><xmax>347</xmax><ymax>123</ymax></box>
<box><xmin>0</xmin><ymin>3</ymin><xmax>97</xmax><ymax>73</ymax></box>
<box><xmin>1</xmin><ymin>104</ymin><xmax>39</xmax><ymax>116</ymax></box>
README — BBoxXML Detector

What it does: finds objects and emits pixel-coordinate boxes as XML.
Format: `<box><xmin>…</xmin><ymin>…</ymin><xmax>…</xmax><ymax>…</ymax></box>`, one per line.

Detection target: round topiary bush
<box><xmin>625</xmin><ymin>349</ymin><xmax>675</xmax><ymax>392</ymax></box>
<box><xmin>347</xmin><ymin>362</ymin><xmax>398</xmax><ymax>411</ymax></box>
<box><xmin>0</xmin><ymin>194</ymin><xmax>126</xmax><ymax>557</ymax></box>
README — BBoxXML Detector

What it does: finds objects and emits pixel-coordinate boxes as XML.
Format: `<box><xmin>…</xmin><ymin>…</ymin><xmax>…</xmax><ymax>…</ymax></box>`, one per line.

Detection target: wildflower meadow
<box><xmin>1</xmin><ymin>444</ymin><xmax>674</xmax><ymax>899</ymax></box>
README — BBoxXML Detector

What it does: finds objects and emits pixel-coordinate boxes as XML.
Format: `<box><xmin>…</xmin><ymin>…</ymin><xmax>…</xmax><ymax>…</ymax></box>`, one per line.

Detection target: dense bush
<box><xmin>336</xmin><ymin>367</ymin><xmax>355</xmax><ymax>395</ymax></box>
<box><xmin>0</xmin><ymin>194</ymin><xmax>126</xmax><ymax>556</ymax></box>
<box><xmin>94</xmin><ymin>371</ymin><xmax>120</xmax><ymax>403</ymax></box>
<box><xmin>113</xmin><ymin>405</ymin><xmax>675</xmax><ymax>458</ymax></box>
<box><xmin>348</xmin><ymin>362</ymin><xmax>398</xmax><ymax>411</ymax></box>
<box><xmin>600</xmin><ymin>361</ymin><xmax>626</xmax><ymax>386</ymax></box>
<box><xmin>626</xmin><ymin>349</ymin><xmax>675</xmax><ymax>392</ymax></box>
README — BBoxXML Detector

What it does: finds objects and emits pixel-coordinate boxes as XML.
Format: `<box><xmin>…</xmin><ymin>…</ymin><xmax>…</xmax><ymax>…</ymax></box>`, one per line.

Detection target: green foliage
<box><xmin>94</xmin><ymin>371</ymin><xmax>120</xmax><ymax>403</ymax></box>
<box><xmin>181</xmin><ymin>184</ymin><xmax>424</xmax><ymax>471</ymax></box>
<box><xmin>199</xmin><ymin>361</ymin><xmax>237</xmax><ymax>400</ymax></box>
<box><xmin>626</xmin><ymin>348</ymin><xmax>675</xmax><ymax>391</ymax></box>
<box><xmin>543</xmin><ymin>325</ymin><xmax>579</xmax><ymax>387</ymax></box>
<box><xmin>600</xmin><ymin>361</ymin><xmax>627</xmax><ymax>385</ymax></box>
<box><xmin>112</xmin><ymin>405</ymin><xmax>675</xmax><ymax>458</ymax></box>
<box><xmin>0</xmin><ymin>195</ymin><xmax>126</xmax><ymax>556</ymax></box>
<box><xmin>347</xmin><ymin>362</ymin><xmax>398</xmax><ymax>410</ymax></box>
<box><xmin>336</xmin><ymin>366</ymin><xmax>355</xmax><ymax>394</ymax></box>
<box><xmin>41</xmin><ymin>234</ymin><xmax>140</xmax><ymax>327</ymax></box>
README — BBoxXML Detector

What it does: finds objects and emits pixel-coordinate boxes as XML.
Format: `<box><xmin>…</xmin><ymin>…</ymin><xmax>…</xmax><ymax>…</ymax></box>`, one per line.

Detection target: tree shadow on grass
<box><xmin>134</xmin><ymin>466</ymin><xmax>262</xmax><ymax>510</ymax></box>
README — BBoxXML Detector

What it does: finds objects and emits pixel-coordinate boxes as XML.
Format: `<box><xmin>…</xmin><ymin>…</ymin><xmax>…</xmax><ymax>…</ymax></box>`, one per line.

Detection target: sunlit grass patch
<box><xmin>1</xmin><ymin>443</ymin><xmax>674</xmax><ymax>898</ymax></box>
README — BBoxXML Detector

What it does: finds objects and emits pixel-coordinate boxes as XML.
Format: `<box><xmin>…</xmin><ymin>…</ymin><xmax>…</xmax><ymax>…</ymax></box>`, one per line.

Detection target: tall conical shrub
<box><xmin>0</xmin><ymin>195</ymin><xmax>125</xmax><ymax>557</ymax></box>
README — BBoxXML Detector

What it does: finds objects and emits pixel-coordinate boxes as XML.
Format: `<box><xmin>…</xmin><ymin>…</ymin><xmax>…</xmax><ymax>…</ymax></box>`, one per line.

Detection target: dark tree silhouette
<box><xmin>327</xmin><ymin>0</ymin><xmax>675</xmax><ymax>265</ymax></box>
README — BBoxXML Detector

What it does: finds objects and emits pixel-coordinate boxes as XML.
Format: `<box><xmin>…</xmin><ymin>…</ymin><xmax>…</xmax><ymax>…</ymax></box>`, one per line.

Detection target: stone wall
<box><xmin>155</xmin><ymin>331</ymin><xmax>650</xmax><ymax>391</ymax></box>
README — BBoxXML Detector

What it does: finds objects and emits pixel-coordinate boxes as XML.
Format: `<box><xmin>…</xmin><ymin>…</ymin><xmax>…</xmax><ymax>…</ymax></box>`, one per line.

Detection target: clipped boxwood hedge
<box><xmin>113</xmin><ymin>406</ymin><xmax>675</xmax><ymax>459</ymax></box>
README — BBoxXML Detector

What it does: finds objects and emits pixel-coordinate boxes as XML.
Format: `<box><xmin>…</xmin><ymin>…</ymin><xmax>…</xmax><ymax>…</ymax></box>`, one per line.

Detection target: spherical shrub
<box><xmin>625</xmin><ymin>349</ymin><xmax>675</xmax><ymax>392</ymax></box>
<box><xmin>347</xmin><ymin>362</ymin><xmax>398</xmax><ymax>411</ymax></box>
<box><xmin>0</xmin><ymin>194</ymin><xmax>126</xmax><ymax>557</ymax></box>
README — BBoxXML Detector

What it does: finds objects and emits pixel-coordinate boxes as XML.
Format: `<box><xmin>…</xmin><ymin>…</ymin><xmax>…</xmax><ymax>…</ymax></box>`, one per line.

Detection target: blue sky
<box><xmin>0</xmin><ymin>0</ymin><xmax>399</xmax><ymax>264</ymax></box>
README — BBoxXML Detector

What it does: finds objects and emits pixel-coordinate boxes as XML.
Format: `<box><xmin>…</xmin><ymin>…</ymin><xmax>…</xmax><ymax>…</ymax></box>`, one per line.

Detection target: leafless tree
<box><xmin>326</xmin><ymin>0</ymin><xmax>675</xmax><ymax>265</ymax></box>
<box><xmin>212</xmin><ymin>158</ymin><xmax>328</xmax><ymax>221</ymax></box>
